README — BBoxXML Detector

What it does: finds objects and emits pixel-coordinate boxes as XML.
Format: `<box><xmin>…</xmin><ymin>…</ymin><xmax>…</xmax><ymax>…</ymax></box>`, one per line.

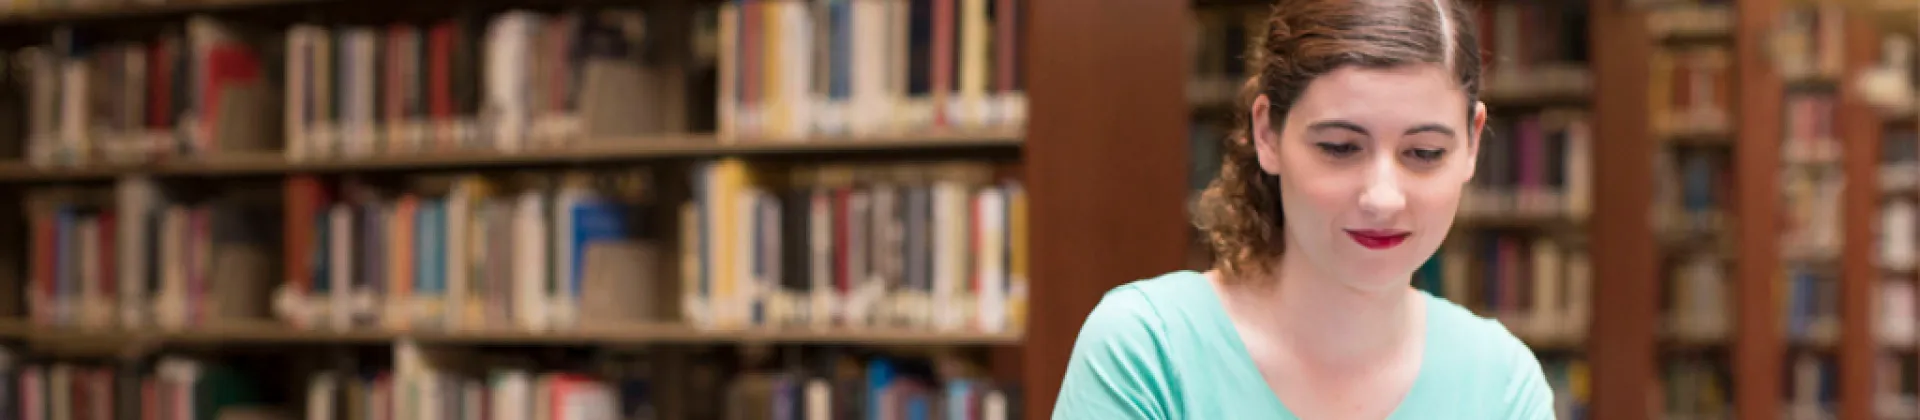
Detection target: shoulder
<box><xmin>1070</xmin><ymin>271</ymin><xmax>1215</xmax><ymax>353</ymax></box>
<box><xmin>1421</xmin><ymin>294</ymin><xmax>1556</xmax><ymax>418</ymax></box>
<box><xmin>1053</xmin><ymin>271</ymin><xmax>1217</xmax><ymax>419</ymax></box>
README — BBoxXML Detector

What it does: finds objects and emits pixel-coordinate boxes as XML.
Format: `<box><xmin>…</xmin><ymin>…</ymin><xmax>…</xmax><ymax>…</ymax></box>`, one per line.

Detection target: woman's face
<box><xmin>1249</xmin><ymin>64</ymin><xmax>1484</xmax><ymax>292</ymax></box>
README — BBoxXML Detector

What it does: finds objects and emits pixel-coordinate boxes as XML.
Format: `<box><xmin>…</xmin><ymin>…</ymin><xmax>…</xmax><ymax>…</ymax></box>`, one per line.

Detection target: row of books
<box><xmin>1543</xmin><ymin>359</ymin><xmax>1591</xmax><ymax>420</ymax></box>
<box><xmin>10</xmin><ymin>356</ymin><xmax>272</xmax><ymax>420</ymax></box>
<box><xmin>1650</xmin><ymin>46</ymin><xmax>1733</xmax><ymax>137</ymax></box>
<box><xmin>1783</xmin><ymin>93</ymin><xmax>1841</xmax><ymax>165</ymax></box>
<box><xmin>1415</xmin><ymin>233</ymin><xmax>1591</xmax><ymax>343</ymax></box>
<box><xmin>1883</xmin><ymin>199</ymin><xmax>1919</xmax><ymax>272</ymax></box>
<box><xmin>0</xmin><ymin>344</ymin><xmax>1020</xmax><ymax>420</ymax></box>
<box><xmin>11</xmin><ymin>18</ymin><xmax>277</xmax><ymax>167</ymax></box>
<box><xmin>281</xmin><ymin>9</ymin><xmax>687</xmax><ymax>162</ymax></box>
<box><xmin>1653</xmin><ymin>147</ymin><xmax>1732</xmax><ymax>235</ymax></box>
<box><xmin>1771</xmin><ymin>5</ymin><xmax>1846</xmax><ymax>81</ymax></box>
<box><xmin>19</xmin><ymin>160</ymin><xmax>1030</xmax><ymax>335</ymax></box>
<box><xmin>1459</xmin><ymin>109</ymin><xmax>1592</xmax><ymax>220</ymax></box>
<box><xmin>713</xmin><ymin>0</ymin><xmax>1027</xmax><ymax>141</ymax></box>
<box><xmin>1186</xmin><ymin>0</ymin><xmax>1591</xmax><ymax>108</ymax></box>
<box><xmin>1785</xmin><ymin>354</ymin><xmax>1838</xmax><ymax>420</ymax></box>
<box><xmin>277</xmin><ymin>169</ymin><xmax>674</xmax><ymax>332</ymax></box>
<box><xmin>1663</xmin><ymin>357</ymin><xmax>1730</xmax><ymax>420</ymax></box>
<box><xmin>1783</xmin><ymin>267</ymin><xmax>1839</xmax><ymax>345</ymax></box>
<box><xmin>1781</xmin><ymin>165</ymin><xmax>1843</xmax><ymax>261</ymax></box>
<box><xmin>680</xmin><ymin>160</ymin><xmax>1027</xmax><ymax>332</ymax></box>
<box><xmin>1666</xmin><ymin>254</ymin><xmax>1729</xmax><ymax>342</ymax></box>
<box><xmin>24</xmin><ymin>179</ymin><xmax>278</xmax><ymax>330</ymax></box>
<box><xmin>1474</xmin><ymin>0</ymin><xmax>1591</xmax><ymax>95</ymax></box>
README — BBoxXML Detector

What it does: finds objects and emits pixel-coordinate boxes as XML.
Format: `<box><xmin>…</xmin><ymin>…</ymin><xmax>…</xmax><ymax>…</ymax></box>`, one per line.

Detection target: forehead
<box><xmin>1286</xmin><ymin>64</ymin><xmax>1469</xmax><ymax>130</ymax></box>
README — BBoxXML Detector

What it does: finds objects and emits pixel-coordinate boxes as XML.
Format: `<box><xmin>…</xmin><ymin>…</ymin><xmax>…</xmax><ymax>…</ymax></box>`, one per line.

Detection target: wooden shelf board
<box><xmin>0</xmin><ymin>0</ymin><xmax>318</xmax><ymax>25</ymax></box>
<box><xmin>6</xmin><ymin>322</ymin><xmax>1023</xmax><ymax>346</ymax></box>
<box><xmin>0</xmin><ymin>131</ymin><xmax>1024</xmax><ymax>182</ymax></box>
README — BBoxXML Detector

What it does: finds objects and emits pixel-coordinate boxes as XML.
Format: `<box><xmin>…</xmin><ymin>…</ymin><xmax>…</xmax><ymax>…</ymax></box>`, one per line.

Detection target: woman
<box><xmin>1051</xmin><ymin>0</ymin><xmax>1554</xmax><ymax>418</ymax></box>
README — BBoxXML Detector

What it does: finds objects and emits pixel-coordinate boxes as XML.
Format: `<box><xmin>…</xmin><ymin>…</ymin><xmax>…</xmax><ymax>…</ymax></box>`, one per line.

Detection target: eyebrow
<box><xmin>1404</xmin><ymin>123</ymin><xmax>1456</xmax><ymax>138</ymax></box>
<box><xmin>1304</xmin><ymin>120</ymin><xmax>1457</xmax><ymax>138</ymax></box>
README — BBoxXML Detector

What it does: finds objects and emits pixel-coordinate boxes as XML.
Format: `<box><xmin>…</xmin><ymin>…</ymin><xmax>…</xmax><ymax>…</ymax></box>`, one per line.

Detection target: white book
<box><xmin>286</xmin><ymin>26</ymin><xmax>312</xmax><ymax>161</ymax></box>
<box><xmin>976</xmin><ymin>188</ymin><xmax>1007</xmax><ymax>332</ymax></box>
<box><xmin>157</xmin><ymin>208</ymin><xmax>188</xmax><ymax>330</ymax></box>
<box><xmin>514</xmin><ymin>190</ymin><xmax>550</xmax><ymax>331</ymax></box>
<box><xmin>348</xmin><ymin>29</ymin><xmax>379</xmax><ymax>158</ymax></box>
<box><xmin>114</xmin><ymin>166</ymin><xmax>157</xmax><ymax>327</ymax></box>
<box><xmin>809</xmin><ymin>190</ymin><xmax>834</xmax><ymax>328</ymax></box>
<box><xmin>887</xmin><ymin>0</ymin><xmax>910</xmax><ymax>130</ymax></box>
<box><xmin>310</xmin><ymin>29</ymin><xmax>336</xmax><ymax>160</ymax></box>
<box><xmin>805</xmin><ymin>379</ymin><xmax>832</xmax><ymax>420</ymax></box>
<box><xmin>732</xmin><ymin>189</ymin><xmax>760</xmax><ymax>327</ymax></box>
<box><xmin>329</xmin><ymin>204</ymin><xmax>354</xmax><ymax>331</ymax></box>
<box><xmin>491</xmin><ymin>371</ymin><xmax>532</xmax><ymax>420</ymax></box>
<box><xmin>1564</xmin><ymin>251</ymin><xmax>1592</xmax><ymax>334</ymax></box>
<box><xmin>1528</xmin><ymin>239</ymin><xmax>1562</xmax><ymax>338</ymax></box>
<box><xmin>60</xmin><ymin>57</ymin><xmax>88</xmax><ymax>165</ymax></box>
<box><xmin>984</xmin><ymin>390</ymin><xmax>1008</xmax><ymax>420</ymax></box>
<box><xmin>1882</xmin><ymin>280</ymin><xmax>1917</xmax><ymax>345</ymax></box>
<box><xmin>932</xmin><ymin>181</ymin><xmax>968</xmax><ymax>331</ymax></box>
<box><xmin>850</xmin><ymin>0</ymin><xmax>889</xmax><ymax>137</ymax></box>
<box><xmin>486</xmin><ymin>12</ymin><xmax>538</xmax><ymax>152</ymax></box>
<box><xmin>1885</xmin><ymin>200</ymin><xmax>1917</xmax><ymax>270</ymax></box>
<box><xmin>307</xmin><ymin>372</ymin><xmax>337</xmax><ymax>420</ymax></box>
<box><xmin>782</xmin><ymin>1</ymin><xmax>816</xmax><ymax>140</ymax></box>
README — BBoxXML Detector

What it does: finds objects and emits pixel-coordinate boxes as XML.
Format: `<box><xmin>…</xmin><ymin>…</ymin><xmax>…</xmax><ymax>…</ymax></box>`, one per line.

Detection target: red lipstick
<box><xmin>1345</xmin><ymin>229</ymin><xmax>1410</xmax><ymax>250</ymax></box>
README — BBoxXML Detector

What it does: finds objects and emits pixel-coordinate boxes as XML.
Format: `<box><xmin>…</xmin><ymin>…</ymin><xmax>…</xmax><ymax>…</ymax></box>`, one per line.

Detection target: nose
<box><xmin>1358</xmin><ymin>158</ymin><xmax>1406</xmax><ymax>221</ymax></box>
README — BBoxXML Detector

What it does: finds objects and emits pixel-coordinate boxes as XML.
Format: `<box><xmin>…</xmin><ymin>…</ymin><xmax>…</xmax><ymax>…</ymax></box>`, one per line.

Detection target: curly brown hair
<box><xmin>1194</xmin><ymin>0</ymin><xmax>1483</xmax><ymax>278</ymax></box>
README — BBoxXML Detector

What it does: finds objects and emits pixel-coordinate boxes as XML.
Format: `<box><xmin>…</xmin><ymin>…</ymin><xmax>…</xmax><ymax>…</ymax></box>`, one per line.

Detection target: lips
<box><xmin>1345</xmin><ymin>229</ymin><xmax>1411</xmax><ymax>250</ymax></box>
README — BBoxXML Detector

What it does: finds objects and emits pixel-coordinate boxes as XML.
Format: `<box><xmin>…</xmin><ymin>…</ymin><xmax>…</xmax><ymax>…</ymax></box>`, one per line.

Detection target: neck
<box><xmin>1255</xmin><ymin>248</ymin><xmax>1421</xmax><ymax>369</ymax></box>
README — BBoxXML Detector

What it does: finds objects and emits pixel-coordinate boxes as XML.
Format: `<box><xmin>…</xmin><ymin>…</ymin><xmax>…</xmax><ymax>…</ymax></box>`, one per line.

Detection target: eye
<box><xmin>1315</xmin><ymin>142</ymin><xmax>1361</xmax><ymax>158</ymax></box>
<box><xmin>1404</xmin><ymin>148</ymin><xmax>1446</xmax><ymax>162</ymax></box>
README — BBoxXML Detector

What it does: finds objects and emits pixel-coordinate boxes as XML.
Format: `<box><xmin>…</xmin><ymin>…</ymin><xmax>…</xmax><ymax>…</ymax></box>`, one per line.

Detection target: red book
<box><xmin>429</xmin><ymin>21</ymin><xmax>455</xmax><ymax>148</ymax></box>
<box><xmin>931</xmin><ymin>0</ymin><xmax>956</xmax><ymax>127</ymax></box>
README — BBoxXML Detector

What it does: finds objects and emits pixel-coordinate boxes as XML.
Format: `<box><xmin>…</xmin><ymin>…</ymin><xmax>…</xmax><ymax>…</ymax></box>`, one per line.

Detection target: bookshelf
<box><xmin>0</xmin><ymin>132</ymin><xmax>1025</xmax><ymax>182</ymax></box>
<box><xmin>0</xmin><ymin>0</ymin><xmax>1200</xmax><ymax>417</ymax></box>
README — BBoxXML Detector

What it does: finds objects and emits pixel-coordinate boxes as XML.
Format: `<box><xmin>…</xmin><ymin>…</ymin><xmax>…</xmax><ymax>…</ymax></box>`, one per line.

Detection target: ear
<box><xmin>1464</xmin><ymin>101</ymin><xmax>1487</xmax><ymax>180</ymax></box>
<box><xmin>1250</xmin><ymin>94</ymin><xmax>1283</xmax><ymax>175</ymax></box>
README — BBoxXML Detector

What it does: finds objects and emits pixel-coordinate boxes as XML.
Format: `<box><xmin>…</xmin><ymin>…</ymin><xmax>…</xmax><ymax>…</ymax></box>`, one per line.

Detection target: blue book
<box><xmin>570</xmin><ymin>197</ymin><xmax>629</xmax><ymax>308</ymax></box>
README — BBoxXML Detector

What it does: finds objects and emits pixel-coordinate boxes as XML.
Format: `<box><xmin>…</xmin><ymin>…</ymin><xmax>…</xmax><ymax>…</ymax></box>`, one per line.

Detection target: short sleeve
<box><xmin>1050</xmin><ymin>286</ymin><xmax>1178</xmax><ymax>420</ymax></box>
<box><xmin>1501</xmin><ymin>341</ymin><xmax>1557</xmax><ymax>420</ymax></box>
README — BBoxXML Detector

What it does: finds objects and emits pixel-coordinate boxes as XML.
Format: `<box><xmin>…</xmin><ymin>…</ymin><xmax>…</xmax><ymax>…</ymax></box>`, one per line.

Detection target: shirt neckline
<box><xmin>1188</xmin><ymin>270</ymin><xmax>1438</xmax><ymax>419</ymax></box>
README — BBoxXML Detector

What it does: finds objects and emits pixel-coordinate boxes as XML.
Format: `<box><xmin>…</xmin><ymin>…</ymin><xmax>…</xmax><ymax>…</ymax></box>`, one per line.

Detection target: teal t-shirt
<box><xmin>1052</xmin><ymin>270</ymin><xmax>1554</xmax><ymax>419</ymax></box>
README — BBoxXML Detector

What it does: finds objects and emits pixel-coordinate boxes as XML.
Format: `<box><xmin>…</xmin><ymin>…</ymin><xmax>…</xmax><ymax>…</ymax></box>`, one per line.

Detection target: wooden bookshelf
<box><xmin>4</xmin><ymin>323</ymin><xmax>1023</xmax><ymax>346</ymax></box>
<box><xmin>0</xmin><ymin>131</ymin><xmax>1024</xmax><ymax>182</ymax></box>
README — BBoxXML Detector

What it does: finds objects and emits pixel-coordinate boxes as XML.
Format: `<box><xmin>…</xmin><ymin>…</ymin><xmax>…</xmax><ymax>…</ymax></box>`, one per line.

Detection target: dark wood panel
<box><xmin>1838</xmin><ymin>18</ymin><xmax>1880</xmax><ymax>420</ymax></box>
<box><xmin>1022</xmin><ymin>0</ymin><xmax>1191</xmax><ymax>417</ymax></box>
<box><xmin>1587</xmin><ymin>0</ymin><xmax>1660</xmax><ymax>418</ymax></box>
<box><xmin>1735</xmin><ymin>0</ymin><xmax>1785</xmax><ymax>418</ymax></box>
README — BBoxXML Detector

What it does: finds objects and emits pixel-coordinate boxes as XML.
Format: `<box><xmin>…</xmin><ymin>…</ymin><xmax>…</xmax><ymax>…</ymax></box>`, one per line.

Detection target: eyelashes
<box><xmin>1312</xmin><ymin>142</ymin><xmax>1448</xmax><ymax>163</ymax></box>
<box><xmin>1314</xmin><ymin>142</ymin><xmax>1361</xmax><ymax>158</ymax></box>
